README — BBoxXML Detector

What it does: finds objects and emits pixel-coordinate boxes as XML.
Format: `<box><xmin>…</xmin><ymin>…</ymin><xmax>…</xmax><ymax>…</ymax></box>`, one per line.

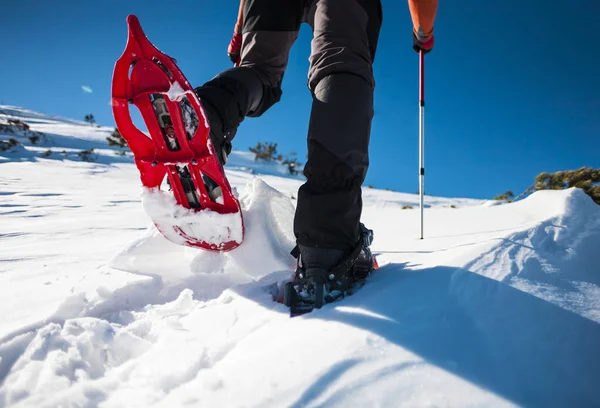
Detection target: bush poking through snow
<box><xmin>84</xmin><ymin>114</ymin><xmax>96</xmax><ymax>125</ymax></box>
<box><xmin>249</xmin><ymin>142</ymin><xmax>303</xmax><ymax>175</ymax></box>
<box><xmin>0</xmin><ymin>118</ymin><xmax>46</xmax><ymax>144</ymax></box>
<box><xmin>0</xmin><ymin>138</ymin><xmax>20</xmax><ymax>152</ymax></box>
<box><xmin>107</xmin><ymin>128</ymin><xmax>127</xmax><ymax>148</ymax></box>
<box><xmin>11</xmin><ymin>119</ymin><xmax>28</xmax><ymax>130</ymax></box>
<box><xmin>1</xmin><ymin>118</ymin><xmax>30</xmax><ymax>133</ymax></box>
<box><xmin>402</xmin><ymin>205</ymin><xmax>413</xmax><ymax>210</ymax></box>
<box><xmin>107</xmin><ymin>128</ymin><xmax>128</xmax><ymax>156</ymax></box>
<box><xmin>249</xmin><ymin>142</ymin><xmax>282</xmax><ymax>162</ymax></box>
<box><xmin>494</xmin><ymin>191</ymin><xmax>514</xmax><ymax>202</ymax></box>
<box><xmin>514</xmin><ymin>168</ymin><xmax>600</xmax><ymax>205</ymax></box>
<box><xmin>78</xmin><ymin>148</ymin><xmax>97</xmax><ymax>162</ymax></box>
<box><xmin>282</xmin><ymin>154</ymin><xmax>302</xmax><ymax>175</ymax></box>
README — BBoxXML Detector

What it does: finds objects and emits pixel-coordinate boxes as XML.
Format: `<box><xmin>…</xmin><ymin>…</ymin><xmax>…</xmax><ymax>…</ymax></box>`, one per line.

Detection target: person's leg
<box><xmin>195</xmin><ymin>0</ymin><xmax>305</xmax><ymax>162</ymax></box>
<box><xmin>295</xmin><ymin>0</ymin><xmax>382</xmax><ymax>268</ymax></box>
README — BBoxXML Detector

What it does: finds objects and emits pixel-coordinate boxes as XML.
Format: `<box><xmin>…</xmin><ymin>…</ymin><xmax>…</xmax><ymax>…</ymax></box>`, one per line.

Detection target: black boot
<box><xmin>284</xmin><ymin>224</ymin><xmax>376</xmax><ymax>314</ymax></box>
<box><xmin>290</xmin><ymin>246</ymin><xmax>348</xmax><ymax>310</ymax></box>
<box><xmin>193</xmin><ymin>90</ymin><xmax>233</xmax><ymax>166</ymax></box>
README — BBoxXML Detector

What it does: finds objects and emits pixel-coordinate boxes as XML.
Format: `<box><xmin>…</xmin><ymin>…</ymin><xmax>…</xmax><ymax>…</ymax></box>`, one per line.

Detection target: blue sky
<box><xmin>2</xmin><ymin>0</ymin><xmax>598</xmax><ymax>199</ymax></box>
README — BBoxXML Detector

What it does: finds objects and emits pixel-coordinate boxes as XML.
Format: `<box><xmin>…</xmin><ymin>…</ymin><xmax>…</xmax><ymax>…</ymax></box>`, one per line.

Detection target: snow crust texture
<box><xmin>1</xmin><ymin>106</ymin><xmax>600</xmax><ymax>407</ymax></box>
<box><xmin>141</xmin><ymin>187</ymin><xmax>243</xmax><ymax>247</ymax></box>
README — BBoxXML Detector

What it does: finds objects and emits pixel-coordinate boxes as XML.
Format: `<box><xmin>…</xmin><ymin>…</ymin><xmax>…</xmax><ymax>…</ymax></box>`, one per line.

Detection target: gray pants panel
<box><xmin>196</xmin><ymin>0</ymin><xmax>382</xmax><ymax>251</ymax></box>
<box><xmin>306</xmin><ymin>0</ymin><xmax>377</xmax><ymax>91</ymax></box>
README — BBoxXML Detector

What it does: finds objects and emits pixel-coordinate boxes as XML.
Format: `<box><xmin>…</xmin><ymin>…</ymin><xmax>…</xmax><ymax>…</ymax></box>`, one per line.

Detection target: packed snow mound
<box><xmin>108</xmin><ymin>178</ymin><xmax>296</xmax><ymax>304</ymax></box>
<box><xmin>466</xmin><ymin>188</ymin><xmax>600</xmax><ymax>321</ymax></box>
<box><xmin>1</xmin><ymin>105</ymin><xmax>599</xmax><ymax>407</ymax></box>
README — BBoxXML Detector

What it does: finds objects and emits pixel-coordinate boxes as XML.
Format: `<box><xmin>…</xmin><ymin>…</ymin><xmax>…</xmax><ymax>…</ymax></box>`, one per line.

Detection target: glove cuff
<box><xmin>413</xmin><ymin>26</ymin><xmax>434</xmax><ymax>42</ymax></box>
<box><xmin>228</xmin><ymin>32</ymin><xmax>243</xmax><ymax>54</ymax></box>
<box><xmin>413</xmin><ymin>31</ymin><xmax>435</xmax><ymax>53</ymax></box>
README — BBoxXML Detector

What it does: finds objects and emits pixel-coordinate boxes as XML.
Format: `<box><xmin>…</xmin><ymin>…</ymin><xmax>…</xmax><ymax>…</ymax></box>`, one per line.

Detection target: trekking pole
<box><xmin>419</xmin><ymin>50</ymin><xmax>425</xmax><ymax>239</ymax></box>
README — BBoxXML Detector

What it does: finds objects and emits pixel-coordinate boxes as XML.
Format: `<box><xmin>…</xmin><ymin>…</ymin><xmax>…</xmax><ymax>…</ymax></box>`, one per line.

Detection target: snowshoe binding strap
<box><xmin>285</xmin><ymin>234</ymin><xmax>373</xmax><ymax>316</ymax></box>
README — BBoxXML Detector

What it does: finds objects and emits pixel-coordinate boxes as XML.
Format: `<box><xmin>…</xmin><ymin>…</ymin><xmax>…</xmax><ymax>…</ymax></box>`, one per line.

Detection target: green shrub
<box><xmin>84</xmin><ymin>114</ymin><xmax>96</xmax><ymax>125</ymax></box>
<box><xmin>107</xmin><ymin>127</ymin><xmax>128</xmax><ymax>149</ymax></box>
<box><xmin>282</xmin><ymin>154</ymin><xmax>302</xmax><ymax>175</ymax></box>
<box><xmin>249</xmin><ymin>142</ymin><xmax>303</xmax><ymax>175</ymax></box>
<box><xmin>513</xmin><ymin>167</ymin><xmax>600</xmax><ymax>205</ymax></box>
<box><xmin>77</xmin><ymin>148</ymin><xmax>97</xmax><ymax>162</ymax></box>
<box><xmin>249</xmin><ymin>142</ymin><xmax>281</xmax><ymax>162</ymax></box>
<box><xmin>7</xmin><ymin>119</ymin><xmax>29</xmax><ymax>132</ymax></box>
<box><xmin>494</xmin><ymin>191</ymin><xmax>514</xmax><ymax>202</ymax></box>
<box><xmin>0</xmin><ymin>118</ymin><xmax>46</xmax><ymax>144</ymax></box>
<box><xmin>0</xmin><ymin>138</ymin><xmax>20</xmax><ymax>152</ymax></box>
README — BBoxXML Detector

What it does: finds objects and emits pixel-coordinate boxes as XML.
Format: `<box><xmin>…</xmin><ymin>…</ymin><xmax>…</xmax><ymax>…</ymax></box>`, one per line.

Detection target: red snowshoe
<box><xmin>111</xmin><ymin>15</ymin><xmax>243</xmax><ymax>251</ymax></box>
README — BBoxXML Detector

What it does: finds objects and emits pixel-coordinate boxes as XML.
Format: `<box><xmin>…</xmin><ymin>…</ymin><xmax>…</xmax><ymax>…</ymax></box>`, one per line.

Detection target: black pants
<box><xmin>196</xmin><ymin>0</ymin><xmax>382</xmax><ymax>252</ymax></box>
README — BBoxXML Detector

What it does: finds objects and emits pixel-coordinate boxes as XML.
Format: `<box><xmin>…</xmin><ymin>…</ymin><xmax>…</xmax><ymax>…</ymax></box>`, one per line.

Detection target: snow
<box><xmin>166</xmin><ymin>82</ymin><xmax>186</xmax><ymax>102</ymax></box>
<box><xmin>1</xmin><ymin>105</ymin><xmax>600</xmax><ymax>407</ymax></box>
<box><xmin>141</xmin><ymin>187</ymin><xmax>243</xmax><ymax>247</ymax></box>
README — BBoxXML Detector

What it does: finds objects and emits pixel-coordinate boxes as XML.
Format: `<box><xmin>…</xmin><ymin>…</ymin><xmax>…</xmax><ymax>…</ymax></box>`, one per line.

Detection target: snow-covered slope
<box><xmin>1</xmin><ymin>106</ymin><xmax>599</xmax><ymax>407</ymax></box>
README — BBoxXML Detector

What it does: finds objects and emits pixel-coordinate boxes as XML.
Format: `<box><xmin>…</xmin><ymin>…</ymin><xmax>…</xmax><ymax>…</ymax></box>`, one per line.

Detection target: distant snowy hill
<box><xmin>1</xmin><ymin>106</ymin><xmax>599</xmax><ymax>407</ymax></box>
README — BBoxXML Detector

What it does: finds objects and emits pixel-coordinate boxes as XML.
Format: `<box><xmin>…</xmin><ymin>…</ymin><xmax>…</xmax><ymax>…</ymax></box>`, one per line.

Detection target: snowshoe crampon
<box><xmin>284</xmin><ymin>225</ymin><xmax>378</xmax><ymax>316</ymax></box>
<box><xmin>111</xmin><ymin>15</ymin><xmax>243</xmax><ymax>251</ymax></box>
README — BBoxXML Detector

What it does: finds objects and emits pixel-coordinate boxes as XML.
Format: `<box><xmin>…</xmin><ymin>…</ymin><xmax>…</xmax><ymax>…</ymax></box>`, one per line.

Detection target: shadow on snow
<box><xmin>260</xmin><ymin>262</ymin><xmax>600</xmax><ymax>407</ymax></box>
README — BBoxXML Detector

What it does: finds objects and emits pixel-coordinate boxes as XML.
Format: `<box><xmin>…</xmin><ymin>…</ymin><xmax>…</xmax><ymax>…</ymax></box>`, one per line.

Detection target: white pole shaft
<box><xmin>419</xmin><ymin>104</ymin><xmax>424</xmax><ymax>239</ymax></box>
<box><xmin>419</xmin><ymin>51</ymin><xmax>425</xmax><ymax>240</ymax></box>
